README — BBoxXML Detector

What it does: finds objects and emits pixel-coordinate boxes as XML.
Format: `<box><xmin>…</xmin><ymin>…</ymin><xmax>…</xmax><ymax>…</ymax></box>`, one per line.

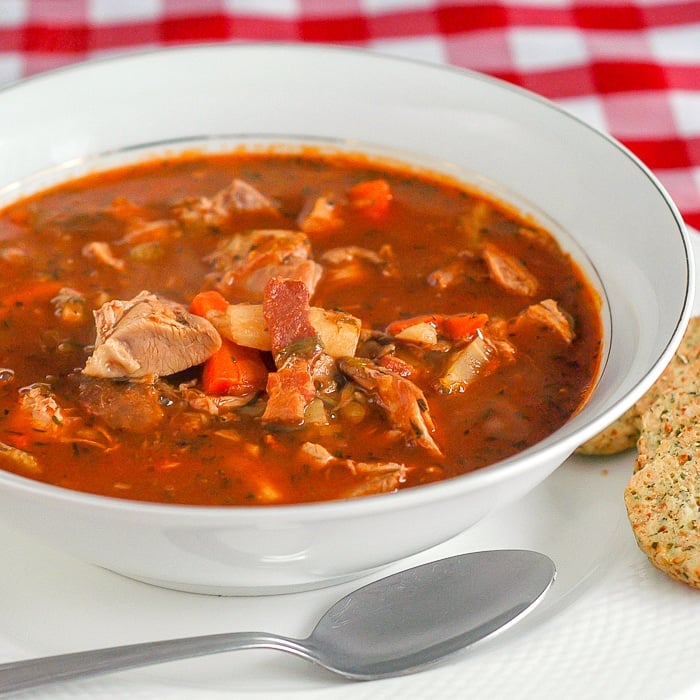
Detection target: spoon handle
<box><xmin>0</xmin><ymin>631</ymin><xmax>311</xmax><ymax>695</ymax></box>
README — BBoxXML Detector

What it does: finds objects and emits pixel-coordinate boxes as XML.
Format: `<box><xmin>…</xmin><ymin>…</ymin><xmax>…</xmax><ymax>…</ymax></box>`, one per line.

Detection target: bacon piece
<box><xmin>263</xmin><ymin>277</ymin><xmax>319</xmax><ymax>361</ymax></box>
<box><xmin>262</xmin><ymin>356</ymin><xmax>317</xmax><ymax>425</ymax></box>
<box><xmin>261</xmin><ymin>278</ymin><xmax>323</xmax><ymax>426</ymax></box>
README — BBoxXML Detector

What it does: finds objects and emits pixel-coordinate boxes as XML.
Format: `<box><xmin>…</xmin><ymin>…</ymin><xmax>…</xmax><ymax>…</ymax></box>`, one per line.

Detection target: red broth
<box><xmin>0</xmin><ymin>149</ymin><xmax>602</xmax><ymax>505</ymax></box>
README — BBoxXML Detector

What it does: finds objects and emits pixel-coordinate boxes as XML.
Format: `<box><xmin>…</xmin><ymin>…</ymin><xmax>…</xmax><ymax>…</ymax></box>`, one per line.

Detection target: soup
<box><xmin>0</xmin><ymin>148</ymin><xmax>602</xmax><ymax>505</ymax></box>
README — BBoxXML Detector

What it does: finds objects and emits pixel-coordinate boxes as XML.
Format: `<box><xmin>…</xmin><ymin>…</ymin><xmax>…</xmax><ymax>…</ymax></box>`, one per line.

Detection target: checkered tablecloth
<box><xmin>1</xmin><ymin>0</ymin><xmax>699</xmax><ymax>231</ymax></box>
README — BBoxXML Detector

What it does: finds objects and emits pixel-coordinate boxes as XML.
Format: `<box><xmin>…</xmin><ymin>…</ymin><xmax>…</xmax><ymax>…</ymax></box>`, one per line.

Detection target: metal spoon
<box><xmin>0</xmin><ymin>549</ymin><xmax>555</xmax><ymax>694</ymax></box>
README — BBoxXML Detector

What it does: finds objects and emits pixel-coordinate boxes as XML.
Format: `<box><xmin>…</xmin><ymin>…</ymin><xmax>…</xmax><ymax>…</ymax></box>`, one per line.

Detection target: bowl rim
<box><xmin>0</xmin><ymin>42</ymin><xmax>693</xmax><ymax>519</ymax></box>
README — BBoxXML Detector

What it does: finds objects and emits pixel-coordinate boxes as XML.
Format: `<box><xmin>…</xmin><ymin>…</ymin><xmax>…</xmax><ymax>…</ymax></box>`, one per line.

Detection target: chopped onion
<box><xmin>438</xmin><ymin>335</ymin><xmax>495</xmax><ymax>393</ymax></box>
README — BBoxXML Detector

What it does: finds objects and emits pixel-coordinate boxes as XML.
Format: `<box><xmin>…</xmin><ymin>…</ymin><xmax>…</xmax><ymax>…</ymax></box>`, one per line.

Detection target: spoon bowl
<box><xmin>0</xmin><ymin>550</ymin><xmax>555</xmax><ymax>694</ymax></box>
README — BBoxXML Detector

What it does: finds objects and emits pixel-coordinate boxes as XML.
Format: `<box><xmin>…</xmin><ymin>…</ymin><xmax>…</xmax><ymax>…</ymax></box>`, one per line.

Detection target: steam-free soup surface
<box><xmin>0</xmin><ymin>150</ymin><xmax>602</xmax><ymax>505</ymax></box>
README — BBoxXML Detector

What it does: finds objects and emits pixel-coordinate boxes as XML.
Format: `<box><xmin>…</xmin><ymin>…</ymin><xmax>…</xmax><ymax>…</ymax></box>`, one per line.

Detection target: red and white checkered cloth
<box><xmin>1</xmin><ymin>0</ymin><xmax>699</xmax><ymax>231</ymax></box>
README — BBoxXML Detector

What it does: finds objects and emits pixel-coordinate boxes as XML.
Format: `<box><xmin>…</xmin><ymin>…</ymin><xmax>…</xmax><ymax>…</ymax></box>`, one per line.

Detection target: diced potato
<box><xmin>208</xmin><ymin>305</ymin><xmax>270</xmax><ymax>351</ymax></box>
<box><xmin>210</xmin><ymin>305</ymin><xmax>361</xmax><ymax>358</ymax></box>
<box><xmin>394</xmin><ymin>321</ymin><xmax>439</xmax><ymax>346</ymax></box>
<box><xmin>308</xmin><ymin>307</ymin><xmax>361</xmax><ymax>358</ymax></box>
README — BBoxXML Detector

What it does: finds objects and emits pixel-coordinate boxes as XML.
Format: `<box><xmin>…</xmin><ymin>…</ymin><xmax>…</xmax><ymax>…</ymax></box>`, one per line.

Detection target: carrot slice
<box><xmin>441</xmin><ymin>313</ymin><xmax>489</xmax><ymax>341</ymax></box>
<box><xmin>348</xmin><ymin>179</ymin><xmax>392</xmax><ymax>221</ymax></box>
<box><xmin>386</xmin><ymin>312</ymin><xmax>488</xmax><ymax>342</ymax></box>
<box><xmin>202</xmin><ymin>338</ymin><xmax>268</xmax><ymax>396</ymax></box>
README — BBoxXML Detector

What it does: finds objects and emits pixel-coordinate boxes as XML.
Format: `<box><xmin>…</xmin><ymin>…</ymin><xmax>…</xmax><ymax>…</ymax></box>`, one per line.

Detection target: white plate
<box><xmin>2</xmin><ymin>229</ymin><xmax>699</xmax><ymax>699</ymax></box>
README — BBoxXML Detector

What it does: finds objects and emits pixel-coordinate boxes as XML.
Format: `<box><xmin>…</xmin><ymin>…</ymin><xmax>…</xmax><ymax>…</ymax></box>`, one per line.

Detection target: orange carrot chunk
<box><xmin>189</xmin><ymin>289</ymin><xmax>229</xmax><ymax>317</ymax></box>
<box><xmin>202</xmin><ymin>338</ymin><xmax>268</xmax><ymax>396</ymax></box>
<box><xmin>348</xmin><ymin>179</ymin><xmax>392</xmax><ymax>221</ymax></box>
<box><xmin>441</xmin><ymin>313</ymin><xmax>489</xmax><ymax>341</ymax></box>
<box><xmin>190</xmin><ymin>290</ymin><xmax>268</xmax><ymax>396</ymax></box>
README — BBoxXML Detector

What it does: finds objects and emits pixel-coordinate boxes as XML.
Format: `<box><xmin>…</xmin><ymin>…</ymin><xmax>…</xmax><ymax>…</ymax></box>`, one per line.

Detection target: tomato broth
<box><xmin>0</xmin><ymin>149</ymin><xmax>602</xmax><ymax>505</ymax></box>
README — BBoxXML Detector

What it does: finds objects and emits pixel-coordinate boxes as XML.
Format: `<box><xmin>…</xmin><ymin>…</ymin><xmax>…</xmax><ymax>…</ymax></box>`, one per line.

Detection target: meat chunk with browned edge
<box><xmin>261</xmin><ymin>277</ymin><xmax>323</xmax><ymax>426</ymax></box>
<box><xmin>207</xmin><ymin>229</ymin><xmax>323</xmax><ymax>300</ymax></box>
<box><xmin>83</xmin><ymin>291</ymin><xmax>221</xmax><ymax>379</ymax></box>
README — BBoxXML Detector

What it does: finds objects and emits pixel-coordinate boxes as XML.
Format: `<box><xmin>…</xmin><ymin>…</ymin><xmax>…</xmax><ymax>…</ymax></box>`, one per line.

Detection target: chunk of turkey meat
<box><xmin>482</xmin><ymin>243</ymin><xmax>539</xmax><ymax>296</ymax></box>
<box><xmin>175</xmin><ymin>178</ymin><xmax>278</xmax><ymax>231</ymax></box>
<box><xmin>18</xmin><ymin>383</ymin><xmax>69</xmax><ymax>436</ymax></box>
<box><xmin>78</xmin><ymin>377</ymin><xmax>177</xmax><ymax>433</ymax></box>
<box><xmin>207</xmin><ymin>229</ymin><xmax>323</xmax><ymax>300</ymax></box>
<box><xmin>82</xmin><ymin>241</ymin><xmax>125</xmax><ymax>271</ymax></box>
<box><xmin>510</xmin><ymin>298</ymin><xmax>575</xmax><ymax>345</ymax></box>
<box><xmin>339</xmin><ymin>358</ymin><xmax>442</xmax><ymax>456</ymax></box>
<box><xmin>14</xmin><ymin>382</ymin><xmax>111</xmax><ymax>449</ymax></box>
<box><xmin>83</xmin><ymin>291</ymin><xmax>221</xmax><ymax>379</ymax></box>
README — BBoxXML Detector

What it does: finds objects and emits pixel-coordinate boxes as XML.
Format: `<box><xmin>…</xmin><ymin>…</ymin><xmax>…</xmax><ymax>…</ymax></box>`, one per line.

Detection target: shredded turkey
<box><xmin>339</xmin><ymin>358</ymin><xmax>442</xmax><ymax>456</ymax></box>
<box><xmin>298</xmin><ymin>442</ymin><xmax>407</xmax><ymax>498</ymax></box>
<box><xmin>82</xmin><ymin>241</ymin><xmax>125</xmax><ymax>272</ymax></box>
<box><xmin>175</xmin><ymin>178</ymin><xmax>278</xmax><ymax>231</ymax></box>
